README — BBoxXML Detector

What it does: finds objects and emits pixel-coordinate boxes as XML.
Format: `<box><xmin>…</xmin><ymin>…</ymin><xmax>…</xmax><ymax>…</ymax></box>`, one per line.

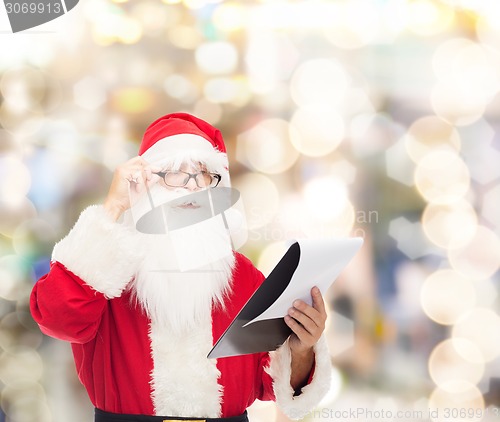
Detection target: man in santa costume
<box><xmin>30</xmin><ymin>113</ymin><xmax>332</xmax><ymax>422</ymax></box>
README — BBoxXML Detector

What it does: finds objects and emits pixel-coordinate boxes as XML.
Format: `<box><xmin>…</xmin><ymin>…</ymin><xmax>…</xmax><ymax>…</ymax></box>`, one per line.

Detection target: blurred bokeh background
<box><xmin>1</xmin><ymin>0</ymin><xmax>500</xmax><ymax>421</ymax></box>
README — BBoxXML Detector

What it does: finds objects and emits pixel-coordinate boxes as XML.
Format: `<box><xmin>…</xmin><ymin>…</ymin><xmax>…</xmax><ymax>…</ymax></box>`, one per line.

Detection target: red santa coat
<box><xmin>30</xmin><ymin>206</ymin><xmax>331</xmax><ymax>419</ymax></box>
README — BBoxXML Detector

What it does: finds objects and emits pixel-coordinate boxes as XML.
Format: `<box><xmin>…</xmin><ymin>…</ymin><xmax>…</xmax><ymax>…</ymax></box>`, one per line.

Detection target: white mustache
<box><xmin>130</xmin><ymin>184</ymin><xmax>196</xmax><ymax>224</ymax></box>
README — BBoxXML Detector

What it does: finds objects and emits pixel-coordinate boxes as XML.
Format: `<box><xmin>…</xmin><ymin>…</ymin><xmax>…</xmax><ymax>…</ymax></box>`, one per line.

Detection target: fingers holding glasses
<box><xmin>124</xmin><ymin>158</ymin><xmax>162</xmax><ymax>193</ymax></box>
<box><xmin>126</xmin><ymin>158</ymin><xmax>159</xmax><ymax>190</ymax></box>
<box><xmin>104</xmin><ymin>157</ymin><xmax>161</xmax><ymax>221</ymax></box>
<box><xmin>142</xmin><ymin>165</ymin><xmax>160</xmax><ymax>186</ymax></box>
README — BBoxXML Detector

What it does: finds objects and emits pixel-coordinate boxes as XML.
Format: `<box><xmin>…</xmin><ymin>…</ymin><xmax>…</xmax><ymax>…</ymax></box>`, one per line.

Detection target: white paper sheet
<box><xmin>243</xmin><ymin>237</ymin><xmax>363</xmax><ymax>327</ymax></box>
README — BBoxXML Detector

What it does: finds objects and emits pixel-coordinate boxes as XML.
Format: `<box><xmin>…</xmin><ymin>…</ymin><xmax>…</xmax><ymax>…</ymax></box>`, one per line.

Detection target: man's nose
<box><xmin>184</xmin><ymin>176</ymin><xmax>200</xmax><ymax>191</ymax></box>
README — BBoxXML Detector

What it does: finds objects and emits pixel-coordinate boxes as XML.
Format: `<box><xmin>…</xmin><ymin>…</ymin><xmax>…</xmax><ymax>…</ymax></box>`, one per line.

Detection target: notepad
<box><xmin>208</xmin><ymin>237</ymin><xmax>364</xmax><ymax>359</ymax></box>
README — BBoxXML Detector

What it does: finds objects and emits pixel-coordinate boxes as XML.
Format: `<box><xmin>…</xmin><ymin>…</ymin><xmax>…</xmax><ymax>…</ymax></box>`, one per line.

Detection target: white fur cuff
<box><xmin>52</xmin><ymin>205</ymin><xmax>143</xmax><ymax>298</ymax></box>
<box><xmin>267</xmin><ymin>336</ymin><xmax>332</xmax><ymax>420</ymax></box>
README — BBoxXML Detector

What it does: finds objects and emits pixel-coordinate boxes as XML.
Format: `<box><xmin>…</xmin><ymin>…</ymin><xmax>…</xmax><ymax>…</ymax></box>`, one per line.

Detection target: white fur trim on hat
<box><xmin>52</xmin><ymin>205</ymin><xmax>144</xmax><ymax>298</ymax></box>
<box><xmin>266</xmin><ymin>335</ymin><xmax>332</xmax><ymax>420</ymax></box>
<box><xmin>142</xmin><ymin>134</ymin><xmax>230</xmax><ymax>188</ymax></box>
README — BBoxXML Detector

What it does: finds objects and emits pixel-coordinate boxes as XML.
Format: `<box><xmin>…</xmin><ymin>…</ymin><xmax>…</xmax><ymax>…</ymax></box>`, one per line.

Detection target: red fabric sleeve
<box><xmin>30</xmin><ymin>261</ymin><xmax>108</xmax><ymax>344</ymax></box>
<box><xmin>306</xmin><ymin>357</ymin><xmax>316</xmax><ymax>385</ymax></box>
<box><xmin>257</xmin><ymin>352</ymin><xmax>276</xmax><ymax>401</ymax></box>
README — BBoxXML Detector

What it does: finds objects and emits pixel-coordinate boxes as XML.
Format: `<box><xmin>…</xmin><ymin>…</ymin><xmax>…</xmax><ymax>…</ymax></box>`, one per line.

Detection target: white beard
<box><xmin>129</xmin><ymin>220</ymin><xmax>236</xmax><ymax>336</ymax></box>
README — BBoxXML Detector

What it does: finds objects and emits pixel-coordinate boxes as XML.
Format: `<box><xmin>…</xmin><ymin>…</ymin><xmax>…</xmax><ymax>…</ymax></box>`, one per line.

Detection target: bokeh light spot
<box><xmin>290</xmin><ymin>59</ymin><xmax>350</xmax><ymax>107</ymax></box>
<box><xmin>407</xmin><ymin>0</ymin><xmax>454</xmax><ymax>36</ymax></box>
<box><xmin>213</xmin><ymin>3</ymin><xmax>246</xmax><ymax>31</ymax></box>
<box><xmin>111</xmin><ymin>88</ymin><xmax>155</xmax><ymax>114</ymax></box>
<box><xmin>168</xmin><ymin>25</ymin><xmax>203</xmax><ymax>49</ymax></box>
<box><xmin>431</xmin><ymin>38</ymin><xmax>498</xmax><ymax>125</ymax></box>
<box><xmin>429</xmin><ymin>381</ymin><xmax>484</xmax><ymax>422</ymax></box>
<box><xmin>203</xmin><ymin>77</ymin><xmax>249</xmax><ymax>105</ymax></box>
<box><xmin>290</xmin><ymin>106</ymin><xmax>345</xmax><ymax>157</ymax></box>
<box><xmin>420</xmin><ymin>269</ymin><xmax>476</xmax><ymax>326</ymax></box>
<box><xmin>195</xmin><ymin>41</ymin><xmax>238</xmax><ymax>75</ymax></box>
<box><xmin>0</xmin><ymin>347</ymin><xmax>43</xmax><ymax>385</ymax></box>
<box><xmin>0</xmin><ymin>198</ymin><xmax>37</xmax><ymax>238</ymax></box>
<box><xmin>323</xmin><ymin>0</ymin><xmax>379</xmax><ymax>49</ymax></box>
<box><xmin>164</xmin><ymin>74</ymin><xmax>198</xmax><ymax>103</ymax></box>
<box><xmin>301</xmin><ymin>177</ymin><xmax>355</xmax><ymax>238</ymax></box>
<box><xmin>422</xmin><ymin>200</ymin><xmax>477</xmax><ymax>250</ymax></box>
<box><xmin>452</xmin><ymin>308</ymin><xmax>500</xmax><ymax>362</ymax></box>
<box><xmin>73</xmin><ymin>76</ymin><xmax>107</xmax><ymax>111</ymax></box>
<box><xmin>0</xmin><ymin>66</ymin><xmax>47</xmax><ymax>112</ymax></box>
<box><xmin>388</xmin><ymin>218</ymin><xmax>430</xmax><ymax>260</ymax></box>
<box><xmin>448</xmin><ymin>225</ymin><xmax>500</xmax><ymax>280</ymax></box>
<box><xmin>429</xmin><ymin>338</ymin><xmax>484</xmax><ymax>391</ymax></box>
<box><xmin>236</xmin><ymin>118</ymin><xmax>299</xmax><ymax>174</ymax></box>
<box><xmin>404</xmin><ymin>116</ymin><xmax>461</xmax><ymax>164</ymax></box>
<box><xmin>0</xmin><ymin>155</ymin><xmax>31</xmax><ymax>207</ymax></box>
<box><xmin>303</xmin><ymin>177</ymin><xmax>349</xmax><ymax>222</ymax></box>
<box><xmin>414</xmin><ymin>150</ymin><xmax>470</xmax><ymax>204</ymax></box>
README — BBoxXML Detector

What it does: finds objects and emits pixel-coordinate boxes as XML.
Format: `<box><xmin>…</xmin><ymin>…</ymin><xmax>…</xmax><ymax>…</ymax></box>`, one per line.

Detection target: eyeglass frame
<box><xmin>155</xmin><ymin>170</ymin><xmax>222</xmax><ymax>188</ymax></box>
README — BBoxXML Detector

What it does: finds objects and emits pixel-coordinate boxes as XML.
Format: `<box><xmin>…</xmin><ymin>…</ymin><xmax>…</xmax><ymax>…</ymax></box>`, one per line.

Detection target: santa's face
<box><xmin>129</xmin><ymin>161</ymin><xmax>221</xmax><ymax>234</ymax></box>
<box><xmin>155</xmin><ymin>162</ymin><xmax>220</xmax><ymax>210</ymax></box>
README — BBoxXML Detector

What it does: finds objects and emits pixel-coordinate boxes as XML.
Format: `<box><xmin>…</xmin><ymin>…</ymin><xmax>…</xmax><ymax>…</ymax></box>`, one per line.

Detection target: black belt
<box><xmin>95</xmin><ymin>408</ymin><xmax>249</xmax><ymax>422</ymax></box>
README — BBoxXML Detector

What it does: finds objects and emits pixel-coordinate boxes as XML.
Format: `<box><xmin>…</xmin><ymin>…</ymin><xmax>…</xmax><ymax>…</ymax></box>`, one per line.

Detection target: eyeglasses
<box><xmin>156</xmin><ymin>170</ymin><xmax>222</xmax><ymax>188</ymax></box>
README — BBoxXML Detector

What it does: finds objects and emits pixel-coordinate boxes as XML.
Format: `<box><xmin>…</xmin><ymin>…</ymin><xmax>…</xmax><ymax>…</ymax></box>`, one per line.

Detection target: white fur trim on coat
<box><xmin>52</xmin><ymin>205</ymin><xmax>144</xmax><ymax>298</ymax></box>
<box><xmin>149</xmin><ymin>319</ymin><xmax>222</xmax><ymax>417</ymax></box>
<box><xmin>267</xmin><ymin>335</ymin><xmax>332</xmax><ymax>420</ymax></box>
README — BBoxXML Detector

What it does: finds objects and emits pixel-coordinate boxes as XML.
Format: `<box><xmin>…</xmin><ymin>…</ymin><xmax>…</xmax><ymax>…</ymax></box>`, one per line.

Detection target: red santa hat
<box><xmin>139</xmin><ymin>113</ymin><xmax>230</xmax><ymax>187</ymax></box>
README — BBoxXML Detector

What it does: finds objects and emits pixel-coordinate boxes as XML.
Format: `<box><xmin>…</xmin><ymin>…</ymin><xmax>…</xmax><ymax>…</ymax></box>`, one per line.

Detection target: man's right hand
<box><xmin>103</xmin><ymin>156</ymin><xmax>161</xmax><ymax>221</ymax></box>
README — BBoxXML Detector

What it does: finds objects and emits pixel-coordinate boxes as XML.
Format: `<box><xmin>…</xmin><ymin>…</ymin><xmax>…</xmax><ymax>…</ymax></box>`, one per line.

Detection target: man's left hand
<box><xmin>285</xmin><ymin>286</ymin><xmax>327</xmax><ymax>354</ymax></box>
